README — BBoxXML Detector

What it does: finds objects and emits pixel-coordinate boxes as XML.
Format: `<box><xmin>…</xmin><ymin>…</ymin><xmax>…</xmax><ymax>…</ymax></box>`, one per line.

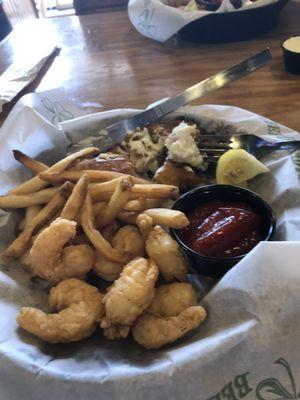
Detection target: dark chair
<box><xmin>74</xmin><ymin>0</ymin><xmax>128</xmax><ymax>15</ymax></box>
<box><xmin>0</xmin><ymin>0</ymin><xmax>12</xmax><ymax>42</ymax></box>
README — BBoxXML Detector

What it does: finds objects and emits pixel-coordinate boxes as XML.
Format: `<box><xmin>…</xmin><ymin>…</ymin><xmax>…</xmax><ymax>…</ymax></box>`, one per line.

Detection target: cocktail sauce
<box><xmin>179</xmin><ymin>200</ymin><xmax>262</xmax><ymax>258</ymax></box>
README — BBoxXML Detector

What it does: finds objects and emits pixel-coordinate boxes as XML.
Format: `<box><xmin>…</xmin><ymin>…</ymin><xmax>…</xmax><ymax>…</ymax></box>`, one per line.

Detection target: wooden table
<box><xmin>1</xmin><ymin>0</ymin><xmax>300</xmax><ymax>131</ymax></box>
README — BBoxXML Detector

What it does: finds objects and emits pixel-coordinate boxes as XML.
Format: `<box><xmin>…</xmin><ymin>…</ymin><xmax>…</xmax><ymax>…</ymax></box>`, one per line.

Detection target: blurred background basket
<box><xmin>177</xmin><ymin>0</ymin><xmax>289</xmax><ymax>42</ymax></box>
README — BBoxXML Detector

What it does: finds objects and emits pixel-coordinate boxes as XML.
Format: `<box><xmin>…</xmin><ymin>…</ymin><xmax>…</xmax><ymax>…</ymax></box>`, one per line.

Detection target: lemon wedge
<box><xmin>216</xmin><ymin>149</ymin><xmax>269</xmax><ymax>185</ymax></box>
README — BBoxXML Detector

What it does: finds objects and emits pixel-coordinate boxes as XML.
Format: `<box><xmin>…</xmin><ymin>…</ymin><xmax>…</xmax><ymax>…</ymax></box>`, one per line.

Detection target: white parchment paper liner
<box><xmin>0</xmin><ymin>92</ymin><xmax>300</xmax><ymax>400</ymax></box>
<box><xmin>128</xmin><ymin>0</ymin><xmax>280</xmax><ymax>42</ymax></box>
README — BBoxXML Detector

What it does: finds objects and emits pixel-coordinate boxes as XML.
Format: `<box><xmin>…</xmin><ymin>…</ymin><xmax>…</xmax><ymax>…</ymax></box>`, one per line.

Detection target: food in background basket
<box><xmin>167</xmin><ymin>0</ymin><xmax>204</xmax><ymax>10</ymax></box>
<box><xmin>198</xmin><ymin>0</ymin><xmax>242</xmax><ymax>11</ymax></box>
<box><xmin>230</xmin><ymin>0</ymin><xmax>243</xmax><ymax>8</ymax></box>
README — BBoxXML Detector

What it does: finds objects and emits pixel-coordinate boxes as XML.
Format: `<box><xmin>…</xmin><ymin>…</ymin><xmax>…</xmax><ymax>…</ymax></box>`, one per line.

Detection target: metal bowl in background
<box><xmin>177</xmin><ymin>0</ymin><xmax>289</xmax><ymax>43</ymax></box>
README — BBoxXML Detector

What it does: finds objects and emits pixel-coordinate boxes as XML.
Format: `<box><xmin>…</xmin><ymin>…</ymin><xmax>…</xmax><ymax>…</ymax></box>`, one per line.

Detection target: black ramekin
<box><xmin>170</xmin><ymin>184</ymin><xmax>276</xmax><ymax>279</ymax></box>
<box><xmin>281</xmin><ymin>35</ymin><xmax>300</xmax><ymax>75</ymax></box>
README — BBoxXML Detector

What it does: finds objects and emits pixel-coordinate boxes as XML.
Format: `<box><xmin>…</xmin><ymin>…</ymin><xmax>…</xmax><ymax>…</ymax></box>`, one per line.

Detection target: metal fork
<box><xmin>198</xmin><ymin>134</ymin><xmax>300</xmax><ymax>162</ymax></box>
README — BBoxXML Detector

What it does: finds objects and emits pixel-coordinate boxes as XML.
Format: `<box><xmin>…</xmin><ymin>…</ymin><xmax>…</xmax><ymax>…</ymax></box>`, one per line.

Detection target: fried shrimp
<box><xmin>101</xmin><ymin>257</ymin><xmax>158</xmax><ymax>327</ymax></box>
<box><xmin>49</xmin><ymin>278</ymin><xmax>104</xmax><ymax>316</ymax></box>
<box><xmin>103</xmin><ymin>325</ymin><xmax>130</xmax><ymax>340</ymax></box>
<box><xmin>146</xmin><ymin>226</ymin><xmax>188</xmax><ymax>282</ymax></box>
<box><xmin>112</xmin><ymin>226</ymin><xmax>145</xmax><ymax>259</ymax></box>
<box><xmin>132</xmin><ymin>306</ymin><xmax>207</xmax><ymax>349</ymax></box>
<box><xmin>17</xmin><ymin>279</ymin><xmax>104</xmax><ymax>343</ymax></box>
<box><xmin>93</xmin><ymin>252</ymin><xmax>123</xmax><ymax>282</ymax></box>
<box><xmin>147</xmin><ymin>283</ymin><xmax>198</xmax><ymax>317</ymax></box>
<box><xmin>94</xmin><ymin>226</ymin><xmax>144</xmax><ymax>281</ymax></box>
<box><xmin>30</xmin><ymin>218</ymin><xmax>95</xmax><ymax>284</ymax></box>
<box><xmin>136</xmin><ymin>213</ymin><xmax>153</xmax><ymax>240</ymax></box>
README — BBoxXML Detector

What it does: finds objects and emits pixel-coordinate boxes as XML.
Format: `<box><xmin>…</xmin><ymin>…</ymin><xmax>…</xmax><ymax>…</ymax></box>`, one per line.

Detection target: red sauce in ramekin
<box><xmin>179</xmin><ymin>200</ymin><xmax>263</xmax><ymax>258</ymax></box>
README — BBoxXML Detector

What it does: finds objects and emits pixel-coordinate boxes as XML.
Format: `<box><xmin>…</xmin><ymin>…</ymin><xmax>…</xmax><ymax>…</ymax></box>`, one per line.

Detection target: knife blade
<box><xmin>95</xmin><ymin>48</ymin><xmax>272</xmax><ymax>147</ymax></box>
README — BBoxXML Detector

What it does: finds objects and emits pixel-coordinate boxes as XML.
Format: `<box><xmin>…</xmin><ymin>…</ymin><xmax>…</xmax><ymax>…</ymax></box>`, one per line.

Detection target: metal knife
<box><xmin>95</xmin><ymin>48</ymin><xmax>272</xmax><ymax>147</ymax></box>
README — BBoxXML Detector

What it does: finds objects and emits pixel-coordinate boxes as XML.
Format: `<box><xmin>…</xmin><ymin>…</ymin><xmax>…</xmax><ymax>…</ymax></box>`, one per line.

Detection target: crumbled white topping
<box><xmin>123</xmin><ymin>127</ymin><xmax>165</xmax><ymax>173</ymax></box>
<box><xmin>165</xmin><ymin>122</ymin><xmax>203</xmax><ymax>168</ymax></box>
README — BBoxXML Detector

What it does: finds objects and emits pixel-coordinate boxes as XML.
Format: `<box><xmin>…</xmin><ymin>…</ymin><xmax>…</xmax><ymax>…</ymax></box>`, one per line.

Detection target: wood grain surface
<box><xmin>0</xmin><ymin>0</ymin><xmax>300</xmax><ymax>131</ymax></box>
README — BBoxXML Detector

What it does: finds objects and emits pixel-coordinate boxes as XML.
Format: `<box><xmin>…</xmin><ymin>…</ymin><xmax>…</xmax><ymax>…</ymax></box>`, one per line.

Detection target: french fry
<box><xmin>60</xmin><ymin>174</ymin><xmax>88</xmax><ymax>221</ymax></box>
<box><xmin>97</xmin><ymin>177</ymin><xmax>133</xmax><ymax>228</ymax></box>
<box><xmin>101</xmin><ymin>222</ymin><xmax>120</xmax><ymax>243</ymax></box>
<box><xmin>0</xmin><ymin>187</ymin><xmax>60</xmax><ymax>209</ymax></box>
<box><xmin>123</xmin><ymin>198</ymin><xmax>163</xmax><ymax>212</ymax></box>
<box><xmin>92</xmin><ymin>202</ymin><xmax>107</xmax><ymax>216</ymax></box>
<box><xmin>81</xmin><ymin>193</ymin><xmax>129</xmax><ymax>263</ymax></box>
<box><xmin>39</xmin><ymin>170</ymin><xmax>149</xmax><ymax>185</ymax></box>
<box><xmin>143</xmin><ymin>208</ymin><xmax>189</xmax><ymax>229</ymax></box>
<box><xmin>13</xmin><ymin>150</ymin><xmax>48</xmax><ymax>173</ymax></box>
<box><xmin>90</xmin><ymin>181</ymin><xmax>179</xmax><ymax>202</ymax></box>
<box><xmin>89</xmin><ymin>178</ymin><xmax>123</xmax><ymax>202</ymax></box>
<box><xmin>131</xmin><ymin>184</ymin><xmax>179</xmax><ymax>200</ymax></box>
<box><xmin>2</xmin><ymin>182</ymin><xmax>73</xmax><ymax>264</ymax></box>
<box><xmin>117</xmin><ymin>210</ymin><xmax>138</xmax><ymax>225</ymax></box>
<box><xmin>10</xmin><ymin>147</ymin><xmax>99</xmax><ymax>195</ymax></box>
<box><xmin>18</xmin><ymin>218</ymin><xmax>26</xmax><ymax>231</ymax></box>
<box><xmin>19</xmin><ymin>206</ymin><xmax>42</xmax><ymax>231</ymax></box>
<box><xmin>24</xmin><ymin>206</ymin><xmax>42</xmax><ymax>228</ymax></box>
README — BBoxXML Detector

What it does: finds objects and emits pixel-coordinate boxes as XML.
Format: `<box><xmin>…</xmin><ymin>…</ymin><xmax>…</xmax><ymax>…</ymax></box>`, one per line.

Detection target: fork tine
<box><xmin>198</xmin><ymin>143</ymin><xmax>230</xmax><ymax>149</ymax></box>
<box><xmin>198</xmin><ymin>148</ymin><xmax>228</xmax><ymax>153</ymax></box>
<box><xmin>198</xmin><ymin>135</ymin><xmax>231</xmax><ymax>141</ymax></box>
<box><xmin>202</xmin><ymin>155</ymin><xmax>220</xmax><ymax>163</ymax></box>
<box><xmin>197</xmin><ymin>134</ymin><xmax>232</xmax><ymax>162</ymax></box>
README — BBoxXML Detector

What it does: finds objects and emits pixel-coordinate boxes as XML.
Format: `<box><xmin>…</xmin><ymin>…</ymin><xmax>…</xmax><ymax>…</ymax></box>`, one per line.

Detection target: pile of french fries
<box><xmin>1</xmin><ymin>147</ymin><xmax>188</xmax><ymax>270</ymax></box>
